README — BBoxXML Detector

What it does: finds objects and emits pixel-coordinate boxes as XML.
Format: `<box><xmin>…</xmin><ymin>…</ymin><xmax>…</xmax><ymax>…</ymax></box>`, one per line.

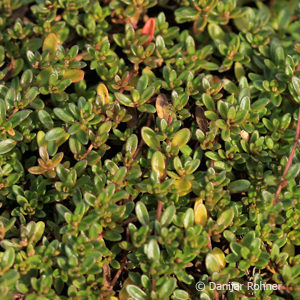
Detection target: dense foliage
<box><xmin>0</xmin><ymin>0</ymin><xmax>300</xmax><ymax>299</ymax></box>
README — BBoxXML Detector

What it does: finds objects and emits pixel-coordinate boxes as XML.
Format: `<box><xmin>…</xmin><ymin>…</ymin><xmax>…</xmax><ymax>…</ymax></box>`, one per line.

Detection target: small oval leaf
<box><xmin>42</xmin><ymin>33</ymin><xmax>58</xmax><ymax>60</ymax></box>
<box><xmin>151</xmin><ymin>151</ymin><xmax>165</xmax><ymax>179</ymax></box>
<box><xmin>171</xmin><ymin>128</ymin><xmax>191</xmax><ymax>150</ymax></box>
<box><xmin>97</xmin><ymin>83</ymin><xmax>109</xmax><ymax>104</ymax></box>
<box><xmin>194</xmin><ymin>201</ymin><xmax>207</xmax><ymax>226</ymax></box>
<box><xmin>63</xmin><ymin>69</ymin><xmax>84</xmax><ymax>83</ymax></box>
<box><xmin>0</xmin><ymin>139</ymin><xmax>17</xmax><ymax>154</ymax></box>
<box><xmin>141</xmin><ymin>126</ymin><xmax>161</xmax><ymax>151</ymax></box>
<box><xmin>228</xmin><ymin>179</ymin><xmax>250</xmax><ymax>194</ymax></box>
<box><xmin>135</xmin><ymin>201</ymin><xmax>149</xmax><ymax>226</ymax></box>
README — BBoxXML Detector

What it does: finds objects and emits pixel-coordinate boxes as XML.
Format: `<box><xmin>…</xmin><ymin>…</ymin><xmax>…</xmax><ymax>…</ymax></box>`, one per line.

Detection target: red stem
<box><xmin>273</xmin><ymin>107</ymin><xmax>300</xmax><ymax>204</ymax></box>
<box><xmin>109</xmin><ymin>256</ymin><xmax>127</xmax><ymax>290</ymax></box>
<box><xmin>81</xmin><ymin>144</ymin><xmax>93</xmax><ymax>160</ymax></box>
<box><xmin>156</xmin><ymin>200</ymin><xmax>163</xmax><ymax>222</ymax></box>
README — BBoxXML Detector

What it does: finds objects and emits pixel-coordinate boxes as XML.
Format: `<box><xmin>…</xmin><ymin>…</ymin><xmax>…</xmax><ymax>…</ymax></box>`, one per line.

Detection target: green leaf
<box><xmin>251</xmin><ymin>98</ymin><xmax>269</xmax><ymax>110</ymax></box>
<box><xmin>45</xmin><ymin>128</ymin><xmax>69</xmax><ymax>141</ymax></box>
<box><xmin>136</xmin><ymin>74</ymin><xmax>148</xmax><ymax>92</ymax></box>
<box><xmin>104</xmin><ymin>231</ymin><xmax>122</xmax><ymax>241</ymax></box>
<box><xmin>228</xmin><ymin>179</ymin><xmax>250</xmax><ymax>193</ymax></box>
<box><xmin>24</xmin><ymin>87</ymin><xmax>39</xmax><ymax>104</ymax></box>
<box><xmin>5</xmin><ymin>88</ymin><xmax>16</xmax><ymax>109</ymax></box>
<box><xmin>135</xmin><ymin>201</ymin><xmax>149</xmax><ymax>226</ymax></box>
<box><xmin>204</xmin><ymin>110</ymin><xmax>218</xmax><ymax>121</ymax></box>
<box><xmin>140</xmin><ymin>86</ymin><xmax>155</xmax><ymax>104</ymax></box>
<box><xmin>26</xmin><ymin>37</ymin><xmax>42</xmax><ymax>52</ymax></box>
<box><xmin>38</xmin><ymin>110</ymin><xmax>54</xmax><ymax>129</ymax></box>
<box><xmin>227</xmin><ymin>106</ymin><xmax>236</xmax><ymax>120</ymax></box>
<box><xmin>151</xmin><ymin>151</ymin><xmax>165</xmax><ymax>179</ymax></box>
<box><xmin>216</xmin><ymin>119</ymin><xmax>227</xmax><ymax>129</ymax></box>
<box><xmin>198</xmin><ymin>61</ymin><xmax>218</xmax><ymax>70</ymax></box>
<box><xmin>84</xmin><ymin>192</ymin><xmax>96</xmax><ymax>206</ymax></box>
<box><xmin>126</xmin><ymin>134</ymin><xmax>138</xmax><ymax>155</ymax></box>
<box><xmin>0</xmin><ymin>139</ymin><xmax>17</xmax><ymax>154</ymax></box>
<box><xmin>261</xmin><ymin>191</ymin><xmax>273</xmax><ymax>203</ymax></box>
<box><xmin>202</xmin><ymin>93</ymin><xmax>215</xmax><ymax>111</ymax></box>
<box><xmin>206</xmin><ymin>253</ymin><xmax>221</xmax><ymax>274</ymax></box>
<box><xmin>9</xmin><ymin>110</ymin><xmax>31</xmax><ymax>128</ymax></box>
<box><xmin>156</xmin><ymin>35</ymin><xmax>165</xmax><ymax>50</ymax></box>
<box><xmin>113</xmin><ymin>167</ymin><xmax>127</xmax><ymax>184</ymax></box>
<box><xmin>0</xmin><ymin>270</ymin><xmax>19</xmax><ymax>286</ymax></box>
<box><xmin>224</xmin><ymin>230</ymin><xmax>236</xmax><ymax>242</ymax></box>
<box><xmin>234</xmin><ymin>62</ymin><xmax>245</xmax><ymax>81</ymax></box>
<box><xmin>30</xmin><ymin>221</ymin><xmax>45</xmax><ymax>244</ymax></box>
<box><xmin>292</xmin><ymin>76</ymin><xmax>300</xmax><ymax>97</ymax></box>
<box><xmin>115</xmin><ymin>92</ymin><xmax>133</xmax><ymax>107</ymax></box>
<box><xmin>175</xmin><ymin>7</ymin><xmax>198</xmax><ymax>23</ymax></box>
<box><xmin>205</xmin><ymin>151</ymin><xmax>220</xmax><ymax>161</ymax></box>
<box><xmin>0</xmin><ymin>45</ymin><xmax>4</xmax><ymax>61</ymax></box>
<box><xmin>37</xmin><ymin>67</ymin><xmax>52</xmax><ymax>86</ymax></box>
<box><xmin>157</xmin><ymin>278</ymin><xmax>176</xmax><ymax>298</ymax></box>
<box><xmin>185</xmin><ymin>159</ymin><xmax>200</xmax><ymax>175</ymax></box>
<box><xmin>172</xmin><ymin>290</ymin><xmax>190</xmax><ymax>300</ymax></box>
<box><xmin>141</xmin><ymin>126</ymin><xmax>161</xmax><ymax>150</ymax></box>
<box><xmin>183</xmin><ymin>208</ymin><xmax>194</xmax><ymax>229</ymax></box>
<box><xmin>216</xmin><ymin>209</ymin><xmax>234</xmax><ymax>229</ymax></box>
<box><xmin>146</xmin><ymin>239</ymin><xmax>160</xmax><ymax>261</ymax></box>
<box><xmin>217</xmin><ymin>101</ymin><xmax>228</xmax><ymax>119</ymax></box>
<box><xmin>1</xmin><ymin>248</ymin><xmax>15</xmax><ymax>269</ymax></box>
<box><xmin>53</xmin><ymin>108</ymin><xmax>74</xmax><ymax>123</ymax></box>
<box><xmin>137</xmin><ymin>104</ymin><xmax>156</xmax><ymax>113</ymax></box>
<box><xmin>11</xmin><ymin>58</ymin><xmax>24</xmax><ymax>77</ymax></box>
<box><xmin>111</xmin><ymin>190</ymin><xmax>129</xmax><ymax>202</ymax></box>
<box><xmin>285</xmin><ymin>163</ymin><xmax>300</xmax><ymax>180</ymax></box>
<box><xmin>278</xmin><ymin>8</ymin><xmax>291</xmax><ymax>30</ymax></box>
<box><xmin>56</xmin><ymin>204</ymin><xmax>72</xmax><ymax>217</ymax></box>
<box><xmin>208</xmin><ymin>24</ymin><xmax>226</xmax><ymax>41</ymax></box>
<box><xmin>0</xmin><ymin>99</ymin><xmax>6</xmax><ymax>122</ymax></box>
<box><xmin>171</xmin><ymin>128</ymin><xmax>191</xmax><ymax>150</ymax></box>
<box><xmin>68</xmin><ymin>123</ymin><xmax>81</xmax><ymax>135</ymax></box>
<box><xmin>161</xmin><ymin>205</ymin><xmax>176</xmax><ymax>227</ymax></box>
<box><xmin>242</xmin><ymin>234</ymin><xmax>257</xmax><ymax>254</ymax></box>
<box><xmin>126</xmin><ymin>285</ymin><xmax>148</xmax><ymax>300</ymax></box>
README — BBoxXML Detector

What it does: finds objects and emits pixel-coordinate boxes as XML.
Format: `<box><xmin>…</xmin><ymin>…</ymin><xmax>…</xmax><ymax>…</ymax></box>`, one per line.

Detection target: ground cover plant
<box><xmin>0</xmin><ymin>0</ymin><xmax>300</xmax><ymax>299</ymax></box>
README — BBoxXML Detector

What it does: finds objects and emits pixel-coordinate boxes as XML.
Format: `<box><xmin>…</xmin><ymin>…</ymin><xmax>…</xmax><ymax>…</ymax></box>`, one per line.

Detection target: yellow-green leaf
<box><xmin>212</xmin><ymin>247</ymin><xmax>226</xmax><ymax>269</ymax></box>
<box><xmin>97</xmin><ymin>83</ymin><xmax>109</xmax><ymax>104</ymax></box>
<box><xmin>282</xmin><ymin>241</ymin><xmax>295</xmax><ymax>257</ymax></box>
<box><xmin>63</xmin><ymin>69</ymin><xmax>84</xmax><ymax>83</ymax></box>
<box><xmin>42</xmin><ymin>33</ymin><xmax>58</xmax><ymax>60</ymax></box>
<box><xmin>173</xmin><ymin>177</ymin><xmax>192</xmax><ymax>196</ymax></box>
<box><xmin>0</xmin><ymin>139</ymin><xmax>17</xmax><ymax>154</ymax></box>
<box><xmin>171</xmin><ymin>128</ymin><xmax>191</xmax><ymax>150</ymax></box>
<box><xmin>194</xmin><ymin>201</ymin><xmax>207</xmax><ymax>226</ymax></box>
<box><xmin>151</xmin><ymin>151</ymin><xmax>165</xmax><ymax>179</ymax></box>
<box><xmin>141</xmin><ymin>127</ymin><xmax>161</xmax><ymax>151</ymax></box>
<box><xmin>205</xmin><ymin>253</ymin><xmax>221</xmax><ymax>274</ymax></box>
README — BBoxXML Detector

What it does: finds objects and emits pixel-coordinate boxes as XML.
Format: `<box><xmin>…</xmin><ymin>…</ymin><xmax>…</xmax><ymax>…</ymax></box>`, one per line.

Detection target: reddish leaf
<box><xmin>63</xmin><ymin>69</ymin><xmax>84</xmax><ymax>83</ymax></box>
<box><xmin>28</xmin><ymin>166</ymin><xmax>45</xmax><ymax>175</ymax></box>
<box><xmin>141</xmin><ymin>18</ymin><xmax>155</xmax><ymax>45</ymax></box>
